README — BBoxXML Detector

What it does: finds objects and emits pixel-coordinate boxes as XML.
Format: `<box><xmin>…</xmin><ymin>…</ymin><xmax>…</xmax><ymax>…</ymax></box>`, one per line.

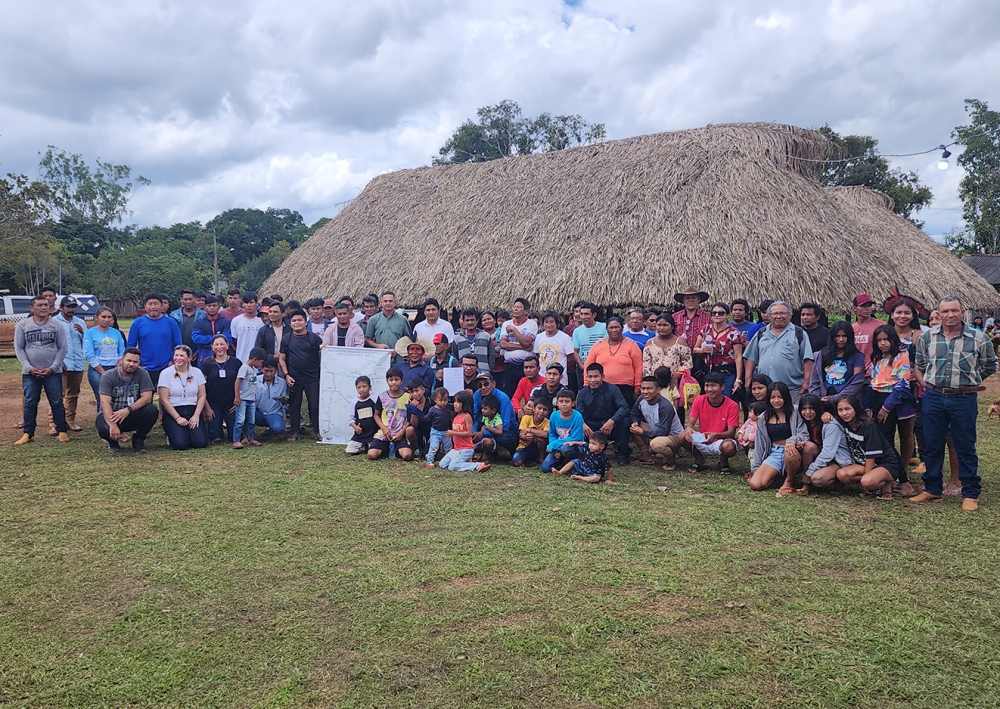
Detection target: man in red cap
<box><xmin>852</xmin><ymin>293</ymin><xmax>880</xmax><ymax>363</ymax></box>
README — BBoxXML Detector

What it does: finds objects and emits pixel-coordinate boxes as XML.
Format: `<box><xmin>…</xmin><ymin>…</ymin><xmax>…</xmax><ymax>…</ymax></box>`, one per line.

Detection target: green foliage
<box><xmin>814</xmin><ymin>126</ymin><xmax>933</xmax><ymax>227</ymax></box>
<box><xmin>206</xmin><ymin>207</ymin><xmax>310</xmax><ymax>270</ymax></box>
<box><xmin>229</xmin><ymin>240</ymin><xmax>292</xmax><ymax>292</ymax></box>
<box><xmin>89</xmin><ymin>242</ymin><xmax>211</xmax><ymax>305</ymax></box>
<box><xmin>0</xmin><ymin>172</ymin><xmax>50</xmax><ymax>245</ymax></box>
<box><xmin>942</xmin><ymin>227</ymin><xmax>980</xmax><ymax>257</ymax></box>
<box><xmin>38</xmin><ymin>146</ymin><xmax>150</xmax><ymax>226</ymax></box>
<box><xmin>434</xmin><ymin>100</ymin><xmax>606</xmax><ymax>165</ymax></box>
<box><xmin>953</xmin><ymin>99</ymin><xmax>1000</xmax><ymax>254</ymax></box>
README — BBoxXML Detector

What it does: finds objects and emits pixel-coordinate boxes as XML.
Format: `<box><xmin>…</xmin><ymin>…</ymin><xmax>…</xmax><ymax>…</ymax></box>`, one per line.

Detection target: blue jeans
<box><xmin>205</xmin><ymin>399</ymin><xmax>236</xmax><ymax>442</ymax></box>
<box><xmin>255</xmin><ymin>410</ymin><xmax>286</xmax><ymax>435</ymax></box>
<box><xmin>87</xmin><ymin>366</ymin><xmax>104</xmax><ymax>404</ymax></box>
<box><xmin>439</xmin><ymin>447</ymin><xmax>480</xmax><ymax>471</ymax></box>
<box><xmin>426</xmin><ymin>429</ymin><xmax>452</xmax><ymax>463</ymax></box>
<box><xmin>161</xmin><ymin>404</ymin><xmax>209</xmax><ymax>450</ymax></box>
<box><xmin>541</xmin><ymin>443</ymin><xmax>583</xmax><ymax>473</ymax></box>
<box><xmin>233</xmin><ymin>400</ymin><xmax>256</xmax><ymax>442</ymax></box>
<box><xmin>922</xmin><ymin>389</ymin><xmax>980</xmax><ymax>498</ymax></box>
<box><xmin>22</xmin><ymin>373</ymin><xmax>67</xmax><ymax>437</ymax></box>
<box><xmin>512</xmin><ymin>443</ymin><xmax>541</xmax><ymax>466</ymax></box>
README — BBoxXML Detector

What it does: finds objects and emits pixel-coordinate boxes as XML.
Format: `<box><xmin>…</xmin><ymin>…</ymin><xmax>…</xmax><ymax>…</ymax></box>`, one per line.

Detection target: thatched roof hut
<box><xmin>264</xmin><ymin>122</ymin><xmax>1000</xmax><ymax>311</ymax></box>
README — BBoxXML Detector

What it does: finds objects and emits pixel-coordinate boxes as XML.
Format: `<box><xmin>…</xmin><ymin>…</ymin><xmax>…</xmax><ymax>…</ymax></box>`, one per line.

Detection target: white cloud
<box><xmin>0</xmin><ymin>0</ymin><xmax>996</xmax><ymax>236</ymax></box>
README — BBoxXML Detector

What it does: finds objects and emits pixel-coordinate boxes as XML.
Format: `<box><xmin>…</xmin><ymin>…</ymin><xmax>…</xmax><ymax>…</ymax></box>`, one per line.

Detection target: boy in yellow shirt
<box><xmin>512</xmin><ymin>396</ymin><xmax>551</xmax><ymax>467</ymax></box>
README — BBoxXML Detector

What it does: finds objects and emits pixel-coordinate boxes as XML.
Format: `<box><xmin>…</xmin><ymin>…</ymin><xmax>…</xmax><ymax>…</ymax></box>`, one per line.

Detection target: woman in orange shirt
<box><xmin>585</xmin><ymin>317</ymin><xmax>643</xmax><ymax>407</ymax></box>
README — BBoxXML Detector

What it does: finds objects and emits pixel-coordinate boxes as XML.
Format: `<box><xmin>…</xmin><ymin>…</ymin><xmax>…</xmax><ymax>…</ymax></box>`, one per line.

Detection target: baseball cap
<box><xmin>432</xmin><ymin>333</ymin><xmax>449</xmax><ymax>345</ymax></box>
<box><xmin>474</xmin><ymin>371</ymin><xmax>494</xmax><ymax>383</ymax></box>
<box><xmin>60</xmin><ymin>296</ymin><xmax>78</xmax><ymax>307</ymax></box>
<box><xmin>853</xmin><ymin>293</ymin><xmax>874</xmax><ymax>306</ymax></box>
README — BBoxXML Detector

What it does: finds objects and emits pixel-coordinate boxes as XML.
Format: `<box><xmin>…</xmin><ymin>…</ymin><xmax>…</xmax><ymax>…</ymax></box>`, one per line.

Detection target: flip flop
<box><xmin>778</xmin><ymin>485</ymin><xmax>796</xmax><ymax>495</ymax></box>
<box><xmin>688</xmin><ymin>464</ymin><xmax>707</xmax><ymax>473</ymax></box>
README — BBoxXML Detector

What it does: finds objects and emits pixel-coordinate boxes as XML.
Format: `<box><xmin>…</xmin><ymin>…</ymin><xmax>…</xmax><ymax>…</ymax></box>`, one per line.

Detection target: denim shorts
<box><xmin>762</xmin><ymin>444</ymin><xmax>786</xmax><ymax>472</ymax></box>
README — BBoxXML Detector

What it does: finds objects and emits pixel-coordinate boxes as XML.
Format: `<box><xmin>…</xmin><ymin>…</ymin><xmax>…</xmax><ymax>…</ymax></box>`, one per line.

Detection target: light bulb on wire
<box><xmin>937</xmin><ymin>145</ymin><xmax>952</xmax><ymax>170</ymax></box>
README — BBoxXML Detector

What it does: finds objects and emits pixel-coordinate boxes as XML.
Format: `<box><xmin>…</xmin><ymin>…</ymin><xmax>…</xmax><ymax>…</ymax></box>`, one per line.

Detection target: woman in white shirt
<box><xmin>158</xmin><ymin>345</ymin><xmax>209</xmax><ymax>450</ymax></box>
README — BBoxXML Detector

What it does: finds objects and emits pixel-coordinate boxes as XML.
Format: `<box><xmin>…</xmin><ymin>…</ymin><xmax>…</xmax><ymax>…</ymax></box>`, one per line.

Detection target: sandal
<box><xmin>688</xmin><ymin>464</ymin><xmax>706</xmax><ymax>473</ymax></box>
<box><xmin>875</xmin><ymin>484</ymin><xmax>893</xmax><ymax>501</ymax></box>
<box><xmin>719</xmin><ymin>465</ymin><xmax>732</xmax><ymax>475</ymax></box>
<box><xmin>247</xmin><ymin>439</ymin><xmax>262</xmax><ymax>446</ymax></box>
<box><xmin>477</xmin><ymin>463</ymin><xmax>491</xmax><ymax>472</ymax></box>
<box><xmin>796</xmin><ymin>486</ymin><xmax>810</xmax><ymax>497</ymax></box>
<box><xmin>232</xmin><ymin>442</ymin><xmax>244</xmax><ymax>449</ymax></box>
<box><xmin>777</xmin><ymin>485</ymin><xmax>796</xmax><ymax>496</ymax></box>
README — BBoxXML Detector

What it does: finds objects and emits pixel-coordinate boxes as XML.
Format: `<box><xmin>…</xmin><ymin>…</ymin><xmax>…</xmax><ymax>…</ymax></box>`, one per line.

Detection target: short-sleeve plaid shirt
<box><xmin>673</xmin><ymin>309</ymin><xmax>710</xmax><ymax>346</ymax></box>
<box><xmin>915</xmin><ymin>324</ymin><xmax>998</xmax><ymax>389</ymax></box>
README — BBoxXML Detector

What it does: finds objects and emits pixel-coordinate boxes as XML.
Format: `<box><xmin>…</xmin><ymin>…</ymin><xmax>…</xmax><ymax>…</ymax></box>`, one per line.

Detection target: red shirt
<box><xmin>689</xmin><ymin>394</ymin><xmax>740</xmax><ymax>435</ymax></box>
<box><xmin>512</xmin><ymin>375</ymin><xmax>545</xmax><ymax>413</ymax></box>
<box><xmin>674</xmin><ymin>309</ymin><xmax>710</xmax><ymax>346</ymax></box>
<box><xmin>853</xmin><ymin>319</ymin><xmax>881</xmax><ymax>363</ymax></box>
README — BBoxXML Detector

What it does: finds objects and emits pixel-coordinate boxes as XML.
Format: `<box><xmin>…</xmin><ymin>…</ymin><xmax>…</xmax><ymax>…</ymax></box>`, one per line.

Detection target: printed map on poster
<box><xmin>318</xmin><ymin>348</ymin><xmax>391</xmax><ymax>444</ymax></box>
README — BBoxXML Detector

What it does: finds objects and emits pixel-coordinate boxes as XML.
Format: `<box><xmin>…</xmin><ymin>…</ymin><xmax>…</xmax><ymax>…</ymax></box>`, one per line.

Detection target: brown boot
<box><xmin>909</xmin><ymin>491</ymin><xmax>942</xmax><ymax>503</ymax></box>
<box><xmin>14</xmin><ymin>433</ymin><xmax>32</xmax><ymax>446</ymax></box>
<box><xmin>962</xmin><ymin>498</ymin><xmax>979</xmax><ymax>512</ymax></box>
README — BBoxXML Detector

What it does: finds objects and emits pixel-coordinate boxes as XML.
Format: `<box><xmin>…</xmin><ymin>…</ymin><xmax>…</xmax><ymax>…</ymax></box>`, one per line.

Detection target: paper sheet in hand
<box><xmin>442</xmin><ymin>367</ymin><xmax>465</xmax><ymax>396</ymax></box>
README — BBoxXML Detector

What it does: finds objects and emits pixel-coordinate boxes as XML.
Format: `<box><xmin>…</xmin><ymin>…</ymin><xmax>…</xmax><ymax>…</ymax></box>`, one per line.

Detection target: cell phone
<box><xmin>277</xmin><ymin>396</ymin><xmax>289</xmax><ymax>403</ymax></box>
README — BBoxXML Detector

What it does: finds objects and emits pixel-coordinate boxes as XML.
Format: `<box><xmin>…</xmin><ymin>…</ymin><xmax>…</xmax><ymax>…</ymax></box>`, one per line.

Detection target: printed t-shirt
<box><xmin>517</xmin><ymin>414</ymin><xmax>549</xmax><ymax>450</ymax></box>
<box><xmin>534</xmin><ymin>330</ymin><xmax>574</xmax><ymax>383</ymax></box>
<box><xmin>577</xmin><ymin>450</ymin><xmax>612</xmax><ymax>479</ymax></box>
<box><xmin>237</xmin><ymin>363</ymin><xmax>260</xmax><ymax>399</ymax></box>
<box><xmin>572</xmin><ymin>322</ymin><xmax>607</xmax><ymax>361</ymax></box>
<box><xmin>689</xmin><ymin>394</ymin><xmax>740</xmax><ymax>435</ymax></box>
<box><xmin>451</xmin><ymin>413</ymin><xmax>475</xmax><ymax>450</ymax></box>
<box><xmin>853</xmin><ymin>320</ymin><xmax>881</xmax><ymax>363</ymax></box>
<box><xmin>869</xmin><ymin>352</ymin><xmax>911</xmax><ymax>392</ymax></box>
<box><xmin>99</xmin><ymin>367</ymin><xmax>154</xmax><ymax>411</ymax></box>
<box><xmin>374</xmin><ymin>391</ymin><xmax>411</xmax><ymax>438</ymax></box>
<box><xmin>231</xmin><ymin>314</ymin><xmax>265</xmax><ymax>363</ymax></box>
<box><xmin>844</xmin><ymin>420</ymin><xmax>893</xmax><ymax>467</ymax></box>
<box><xmin>157</xmin><ymin>366</ymin><xmax>206</xmax><ymax>407</ymax></box>
<box><xmin>500</xmin><ymin>319</ymin><xmax>538</xmax><ymax>364</ymax></box>
<box><xmin>351</xmin><ymin>397</ymin><xmax>379</xmax><ymax>441</ymax></box>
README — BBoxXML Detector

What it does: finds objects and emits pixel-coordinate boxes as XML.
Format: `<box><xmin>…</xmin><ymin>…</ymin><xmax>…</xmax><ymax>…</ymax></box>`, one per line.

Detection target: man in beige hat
<box><xmin>395</xmin><ymin>336</ymin><xmax>435</xmax><ymax>390</ymax></box>
<box><xmin>673</xmin><ymin>285</ymin><xmax>710</xmax><ymax>346</ymax></box>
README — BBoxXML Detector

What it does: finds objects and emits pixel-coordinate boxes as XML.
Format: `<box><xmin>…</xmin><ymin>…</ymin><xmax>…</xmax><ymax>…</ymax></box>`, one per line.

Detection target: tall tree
<box><xmin>814</xmin><ymin>126</ymin><xmax>933</xmax><ymax>227</ymax></box>
<box><xmin>434</xmin><ymin>100</ymin><xmax>605</xmax><ymax>165</ymax></box>
<box><xmin>38</xmin><ymin>147</ymin><xmax>150</xmax><ymax>226</ymax></box>
<box><xmin>205</xmin><ymin>208</ymin><xmax>309</xmax><ymax>270</ymax></box>
<box><xmin>953</xmin><ymin>99</ymin><xmax>1000</xmax><ymax>254</ymax></box>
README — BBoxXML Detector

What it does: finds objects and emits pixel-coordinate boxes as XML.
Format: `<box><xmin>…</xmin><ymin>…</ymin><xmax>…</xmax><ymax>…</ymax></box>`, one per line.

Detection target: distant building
<box><xmin>962</xmin><ymin>255</ymin><xmax>1000</xmax><ymax>293</ymax></box>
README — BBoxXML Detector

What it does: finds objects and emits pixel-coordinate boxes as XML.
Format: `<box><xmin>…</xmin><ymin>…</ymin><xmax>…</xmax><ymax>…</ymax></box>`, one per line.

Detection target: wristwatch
<box><xmin>127</xmin><ymin>405</ymin><xmax>134</xmax><ymax>413</ymax></box>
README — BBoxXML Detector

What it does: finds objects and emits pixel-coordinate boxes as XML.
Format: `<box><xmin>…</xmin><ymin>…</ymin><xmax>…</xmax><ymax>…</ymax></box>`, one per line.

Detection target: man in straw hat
<box><xmin>395</xmin><ymin>335</ymin><xmax>435</xmax><ymax>391</ymax></box>
<box><xmin>673</xmin><ymin>285</ymin><xmax>711</xmax><ymax>347</ymax></box>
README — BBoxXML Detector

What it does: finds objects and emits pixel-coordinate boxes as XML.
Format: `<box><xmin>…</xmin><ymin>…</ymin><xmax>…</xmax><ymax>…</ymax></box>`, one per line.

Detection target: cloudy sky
<box><xmin>1</xmin><ymin>0</ymin><xmax>997</xmax><ymax>238</ymax></box>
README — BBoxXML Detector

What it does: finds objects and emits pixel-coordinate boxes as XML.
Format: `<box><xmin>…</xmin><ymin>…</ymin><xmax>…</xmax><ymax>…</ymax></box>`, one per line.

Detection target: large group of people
<box><xmin>12</xmin><ymin>283</ymin><xmax>996</xmax><ymax>511</ymax></box>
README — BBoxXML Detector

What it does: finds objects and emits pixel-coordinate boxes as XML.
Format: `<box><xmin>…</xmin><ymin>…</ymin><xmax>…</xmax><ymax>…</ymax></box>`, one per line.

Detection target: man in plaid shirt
<box><xmin>913</xmin><ymin>295</ymin><xmax>998</xmax><ymax>511</ymax></box>
<box><xmin>672</xmin><ymin>285</ymin><xmax>711</xmax><ymax>346</ymax></box>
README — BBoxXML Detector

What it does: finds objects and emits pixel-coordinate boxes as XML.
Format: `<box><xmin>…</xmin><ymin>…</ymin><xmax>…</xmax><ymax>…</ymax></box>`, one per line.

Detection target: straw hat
<box><xmin>673</xmin><ymin>285</ymin><xmax>709</xmax><ymax>304</ymax></box>
<box><xmin>394</xmin><ymin>336</ymin><xmax>435</xmax><ymax>358</ymax></box>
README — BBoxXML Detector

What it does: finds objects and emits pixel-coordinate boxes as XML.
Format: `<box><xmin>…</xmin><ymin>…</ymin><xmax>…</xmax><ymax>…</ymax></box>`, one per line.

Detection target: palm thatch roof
<box><xmin>264</xmin><ymin>122</ymin><xmax>1000</xmax><ymax>311</ymax></box>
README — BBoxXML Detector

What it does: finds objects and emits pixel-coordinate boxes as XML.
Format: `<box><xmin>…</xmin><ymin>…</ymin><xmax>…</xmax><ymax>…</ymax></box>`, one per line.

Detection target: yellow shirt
<box><xmin>517</xmin><ymin>414</ymin><xmax>549</xmax><ymax>449</ymax></box>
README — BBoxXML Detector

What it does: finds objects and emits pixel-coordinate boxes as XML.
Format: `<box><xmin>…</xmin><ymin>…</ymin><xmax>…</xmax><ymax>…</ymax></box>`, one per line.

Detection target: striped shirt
<box><xmin>915</xmin><ymin>324</ymin><xmax>997</xmax><ymax>389</ymax></box>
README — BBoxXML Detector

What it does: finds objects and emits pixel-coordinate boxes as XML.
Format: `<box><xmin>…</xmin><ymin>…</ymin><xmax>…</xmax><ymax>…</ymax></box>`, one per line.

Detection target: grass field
<box><xmin>2</xmin><ymin>396</ymin><xmax>1000</xmax><ymax>707</ymax></box>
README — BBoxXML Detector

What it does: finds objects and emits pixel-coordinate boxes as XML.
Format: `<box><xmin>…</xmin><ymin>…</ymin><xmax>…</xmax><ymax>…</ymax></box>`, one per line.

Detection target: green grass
<box><xmin>3</xmin><ymin>406</ymin><xmax>1000</xmax><ymax>708</ymax></box>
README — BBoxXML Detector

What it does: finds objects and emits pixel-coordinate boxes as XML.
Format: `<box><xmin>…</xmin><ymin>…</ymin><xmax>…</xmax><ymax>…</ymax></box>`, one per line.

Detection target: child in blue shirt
<box><xmin>233</xmin><ymin>348</ymin><xmax>265</xmax><ymax>448</ymax></box>
<box><xmin>541</xmin><ymin>388</ymin><xmax>585</xmax><ymax>473</ymax></box>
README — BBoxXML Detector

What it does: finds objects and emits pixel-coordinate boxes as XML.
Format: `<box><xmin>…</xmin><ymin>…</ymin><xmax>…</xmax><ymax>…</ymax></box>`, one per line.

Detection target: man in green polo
<box><xmin>365</xmin><ymin>290</ymin><xmax>412</xmax><ymax>363</ymax></box>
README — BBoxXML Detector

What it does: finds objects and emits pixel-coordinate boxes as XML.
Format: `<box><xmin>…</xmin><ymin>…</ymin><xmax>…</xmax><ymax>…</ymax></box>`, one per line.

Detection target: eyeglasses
<box><xmin>711</xmin><ymin>311</ymin><xmax>727</xmax><ymax>316</ymax></box>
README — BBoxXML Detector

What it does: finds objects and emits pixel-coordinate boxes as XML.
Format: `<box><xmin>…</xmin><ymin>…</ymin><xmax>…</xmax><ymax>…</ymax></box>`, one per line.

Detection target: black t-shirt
<box><xmin>844</xmin><ymin>419</ymin><xmax>896</xmax><ymax>467</ymax></box>
<box><xmin>352</xmin><ymin>397</ymin><xmax>378</xmax><ymax>441</ymax></box>
<box><xmin>281</xmin><ymin>331</ymin><xmax>322</xmax><ymax>380</ymax></box>
<box><xmin>804</xmin><ymin>325</ymin><xmax>829</xmax><ymax>358</ymax></box>
<box><xmin>180</xmin><ymin>313</ymin><xmax>198</xmax><ymax>350</ymax></box>
<box><xmin>199</xmin><ymin>356</ymin><xmax>243</xmax><ymax>405</ymax></box>
<box><xmin>336</xmin><ymin>325</ymin><xmax>349</xmax><ymax>347</ymax></box>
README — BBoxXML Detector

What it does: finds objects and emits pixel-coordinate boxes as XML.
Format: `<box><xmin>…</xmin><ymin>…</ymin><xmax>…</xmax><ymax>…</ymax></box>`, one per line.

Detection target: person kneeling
<box><xmin>368</xmin><ymin>367</ymin><xmax>414</xmax><ymax>461</ymax></box>
<box><xmin>557</xmin><ymin>431</ymin><xmax>613</xmax><ymax>483</ymax></box>
<box><xmin>830</xmin><ymin>395</ymin><xmax>898</xmax><ymax>500</ymax></box>
<box><xmin>679</xmin><ymin>372</ymin><xmax>740</xmax><ymax>474</ymax></box>
<box><xmin>747</xmin><ymin>382</ymin><xmax>807</xmax><ymax>491</ymax></box>
<box><xmin>158</xmin><ymin>345</ymin><xmax>209</xmax><ymax>451</ymax></box>
<box><xmin>629</xmin><ymin>375</ymin><xmax>682</xmax><ymax>470</ymax></box>
<box><xmin>439</xmin><ymin>390</ymin><xmax>490</xmax><ymax>472</ymax></box>
<box><xmin>96</xmin><ymin>347</ymin><xmax>158</xmax><ymax>454</ymax></box>
<box><xmin>255</xmin><ymin>358</ymin><xmax>288</xmax><ymax>439</ymax></box>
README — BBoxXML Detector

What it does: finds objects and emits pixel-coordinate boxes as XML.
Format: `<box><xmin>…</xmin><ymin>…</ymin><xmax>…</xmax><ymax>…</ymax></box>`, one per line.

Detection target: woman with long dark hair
<box><xmin>868</xmin><ymin>324</ymin><xmax>916</xmax><ymax>495</ymax></box>
<box><xmin>885</xmin><ymin>289</ymin><xmax>928</xmax><ymax>475</ymax></box>
<box><xmin>833</xmin><ymin>395</ymin><xmax>898</xmax><ymax>500</ymax></box>
<box><xmin>808</xmin><ymin>321</ymin><xmax>865</xmax><ymax>406</ymax></box>
<box><xmin>748</xmin><ymin>382</ymin><xmax>807</xmax><ymax>492</ymax></box>
<box><xmin>693</xmin><ymin>302</ymin><xmax>744</xmax><ymax>397</ymax></box>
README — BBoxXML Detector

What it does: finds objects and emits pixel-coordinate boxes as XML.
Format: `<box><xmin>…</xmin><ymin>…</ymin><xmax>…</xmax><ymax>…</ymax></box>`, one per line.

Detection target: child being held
<box><xmin>737</xmin><ymin>401</ymin><xmax>765</xmax><ymax>454</ymax></box>
<box><xmin>557</xmin><ymin>431</ymin><xmax>613</xmax><ymax>483</ymax></box>
<box><xmin>346</xmin><ymin>375</ymin><xmax>378</xmax><ymax>455</ymax></box>
<box><xmin>424</xmin><ymin>387</ymin><xmax>454</xmax><ymax>468</ymax></box>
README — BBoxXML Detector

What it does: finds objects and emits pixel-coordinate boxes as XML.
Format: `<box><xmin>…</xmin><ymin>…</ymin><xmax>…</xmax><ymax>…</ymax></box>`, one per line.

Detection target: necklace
<box><xmin>608</xmin><ymin>339</ymin><xmax>624</xmax><ymax>356</ymax></box>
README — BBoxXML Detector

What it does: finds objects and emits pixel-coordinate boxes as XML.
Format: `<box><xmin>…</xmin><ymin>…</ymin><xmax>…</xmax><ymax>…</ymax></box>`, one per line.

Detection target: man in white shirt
<box><xmin>499</xmin><ymin>298</ymin><xmax>538</xmax><ymax>399</ymax></box>
<box><xmin>414</xmin><ymin>298</ymin><xmax>456</xmax><ymax>359</ymax></box>
<box><xmin>231</xmin><ymin>292</ymin><xmax>265</xmax><ymax>363</ymax></box>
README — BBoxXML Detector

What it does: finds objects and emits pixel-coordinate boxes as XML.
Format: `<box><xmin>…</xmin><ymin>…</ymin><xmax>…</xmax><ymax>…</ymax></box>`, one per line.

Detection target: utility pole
<box><xmin>213</xmin><ymin>232</ymin><xmax>219</xmax><ymax>295</ymax></box>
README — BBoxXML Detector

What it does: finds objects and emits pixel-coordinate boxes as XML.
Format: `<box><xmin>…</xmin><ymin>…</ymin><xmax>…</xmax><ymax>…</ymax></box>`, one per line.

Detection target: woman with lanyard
<box><xmin>692</xmin><ymin>302</ymin><xmax>744</xmax><ymax>397</ymax></box>
<box><xmin>884</xmin><ymin>288</ymin><xmax>928</xmax><ymax>477</ymax></box>
<box><xmin>642</xmin><ymin>314</ymin><xmax>694</xmax><ymax>390</ymax></box>
<box><xmin>158</xmin><ymin>345</ymin><xmax>209</xmax><ymax>450</ymax></box>
<box><xmin>83</xmin><ymin>306</ymin><xmax>126</xmax><ymax>405</ymax></box>
<box><xmin>199</xmin><ymin>334</ymin><xmax>242</xmax><ymax>443</ymax></box>
<box><xmin>584</xmin><ymin>316</ymin><xmax>643</xmax><ymax>408</ymax></box>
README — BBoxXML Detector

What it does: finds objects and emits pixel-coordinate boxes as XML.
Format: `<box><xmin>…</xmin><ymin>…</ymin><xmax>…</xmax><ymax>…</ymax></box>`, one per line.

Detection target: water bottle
<box><xmin>704</xmin><ymin>330</ymin><xmax>713</xmax><ymax>352</ymax></box>
<box><xmin>389</xmin><ymin>442</ymin><xmax>397</xmax><ymax>459</ymax></box>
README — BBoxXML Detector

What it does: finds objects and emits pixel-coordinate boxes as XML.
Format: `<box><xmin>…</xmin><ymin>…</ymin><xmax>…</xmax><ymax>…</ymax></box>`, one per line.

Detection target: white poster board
<box><xmin>318</xmin><ymin>347</ymin><xmax>392</xmax><ymax>444</ymax></box>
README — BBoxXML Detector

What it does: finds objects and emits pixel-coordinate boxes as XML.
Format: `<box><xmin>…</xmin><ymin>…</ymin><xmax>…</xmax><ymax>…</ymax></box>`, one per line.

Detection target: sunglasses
<box><xmin>711</xmin><ymin>311</ymin><xmax>727</xmax><ymax>316</ymax></box>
